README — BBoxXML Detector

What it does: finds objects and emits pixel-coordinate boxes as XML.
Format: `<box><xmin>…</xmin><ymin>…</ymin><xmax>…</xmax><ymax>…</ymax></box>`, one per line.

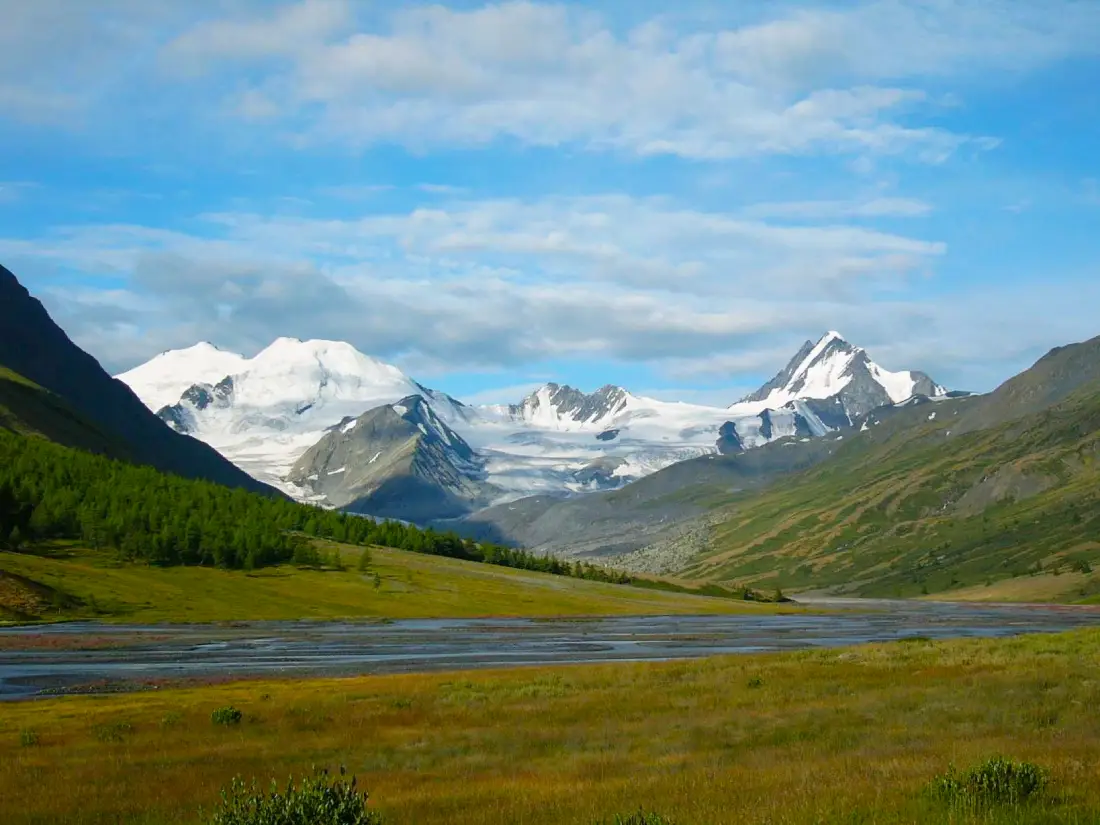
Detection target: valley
<box><xmin>3</xmin><ymin>6</ymin><xmax>1099</xmax><ymax>824</ymax></box>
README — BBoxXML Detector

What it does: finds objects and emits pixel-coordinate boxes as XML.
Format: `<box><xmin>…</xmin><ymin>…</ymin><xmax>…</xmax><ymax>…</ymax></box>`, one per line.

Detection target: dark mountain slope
<box><xmin>0</xmin><ymin>366</ymin><xmax>129</xmax><ymax>456</ymax></box>
<box><xmin>0</xmin><ymin>263</ymin><xmax>274</xmax><ymax>494</ymax></box>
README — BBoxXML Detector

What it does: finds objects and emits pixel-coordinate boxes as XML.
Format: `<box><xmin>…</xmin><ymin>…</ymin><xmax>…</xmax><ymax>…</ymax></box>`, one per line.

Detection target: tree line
<box><xmin>0</xmin><ymin>431</ymin><xmax>630</xmax><ymax>584</ymax></box>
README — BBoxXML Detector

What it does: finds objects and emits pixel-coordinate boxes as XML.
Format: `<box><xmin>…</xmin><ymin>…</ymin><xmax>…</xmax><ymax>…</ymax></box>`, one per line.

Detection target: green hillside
<box><xmin>677</xmin><ymin>383</ymin><xmax>1100</xmax><ymax>601</ymax></box>
<box><xmin>0</xmin><ymin>367</ymin><xmax>128</xmax><ymax>456</ymax></box>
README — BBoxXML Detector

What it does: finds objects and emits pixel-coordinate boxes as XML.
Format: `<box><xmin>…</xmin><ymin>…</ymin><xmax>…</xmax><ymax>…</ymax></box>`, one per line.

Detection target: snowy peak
<box><xmin>234</xmin><ymin>338</ymin><xmax>419</xmax><ymax>410</ymax></box>
<box><xmin>735</xmin><ymin>331</ymin><xmax>947</xmax><ymax>421</ymax></box>
<box><xmin>510</xmin><ymin>382</ymin><xmax>633</xmax><ymax>430</ymax></box>
<box><xmin>117</xmin><ymin>342</ymin><xmax>248</xmax><ymax>412</ymax></box>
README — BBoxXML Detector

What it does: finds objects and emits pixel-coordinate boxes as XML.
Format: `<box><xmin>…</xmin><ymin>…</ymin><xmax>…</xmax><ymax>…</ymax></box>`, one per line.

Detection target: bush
<box><xmin>212</xmin><ymin>706</ymin><xmax>244</xmax><ymax>726</ymax></box>
<box><xmin>19</xmin><ymin>729</ymin><xmax>39</xmax><ymax>747</ymax></box>
<box><xmin>206</xmin><ymin>768</ymin><xmax>382</xmax><ymax>825</ymax></box>
<box><xmin>931</xmin><ymin>757</ymin><xmax>1048</xmax><ymax>806</ymax></box>
<box><xmin>92</xmin><ymin>721</ymin><xmax>133</xmax><ymax>743</ymax></box>
<box><xmin>605</xmin><ymin>812</ymin><xmax>674</xmax><ymax>825</ymax></box>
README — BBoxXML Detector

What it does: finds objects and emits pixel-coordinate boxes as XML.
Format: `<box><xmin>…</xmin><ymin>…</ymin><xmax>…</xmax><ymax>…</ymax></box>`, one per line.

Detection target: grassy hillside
<box><xmin>3</xmin><ymin>629</ymin><xmax>1100</xmax><ymax>823</ymax></box>
<box><xmin>675</xmin><ymin>384</ymin><xmax>1100</xmax><ymax>601</ymax></box>
<box><xmin>0</xmin><ymin>367</ymin><xmax>127</xmax><ymax>456</ymax></box>
<box><xmin>0</xmin><ymin>541</ymin><xmax>773</xmax><ymax>623</ymax></box>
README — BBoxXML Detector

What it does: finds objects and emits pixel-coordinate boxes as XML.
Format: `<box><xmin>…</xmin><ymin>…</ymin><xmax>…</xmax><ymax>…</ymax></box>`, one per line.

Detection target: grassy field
<box><xmin>3</xmin><ymin>629</ymin><xmax>1100</xmax><ymax>824</ymax></box>
<box><xmin>0</xmin><ymin>542</ymin><xmax>774</xmax><ymax>624</ymax></box>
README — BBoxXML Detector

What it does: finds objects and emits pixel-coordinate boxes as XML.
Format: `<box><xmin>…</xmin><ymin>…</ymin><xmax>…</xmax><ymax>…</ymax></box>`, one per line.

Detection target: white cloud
<box><xmin>743</xmin><ymin>196</ymin><xmax>932</xmax><ymax>219</ymax></box>
<box><xmin>161</xmin><ymin>0</ymin><xmax>352</xmax><ymax>68</ymax></box>
<box><xmin>6</xmin><ymin>188</ymin><xmax>1097</xmax><ymax>395</ymax></box>
<box><xmin>153</xmin><ymin>0</ymin><xmax>1098</xmax><ymax>161</ymax></box>
<box><xmin>0</xmin><ymin>192</ymin><xmax>948</xmax><ymax>375</ymax></box>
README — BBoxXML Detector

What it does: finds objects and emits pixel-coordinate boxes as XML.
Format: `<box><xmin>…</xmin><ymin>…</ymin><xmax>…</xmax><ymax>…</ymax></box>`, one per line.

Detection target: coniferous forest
<box><xmin>0</xmin><ymin>431</ymin><xmax>630</xmax><ymax>584</ymax></box>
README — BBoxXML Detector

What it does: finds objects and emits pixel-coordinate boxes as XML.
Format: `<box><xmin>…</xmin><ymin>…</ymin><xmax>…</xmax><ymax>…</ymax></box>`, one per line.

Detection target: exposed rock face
<box><xmin>0</xmin><ymin>263</ymin><xmax>274</xmax><ymax>494</ymax></box>
<box><xmin>716</xmin><ymin>421</ymin><xmax>744</xmax><ymax>455</ymax></box>
<box><xmin>286</xmin><ymin>395</ymin><xmax>495</xmax><ymax>522</ymax></box>
<box><xmin>572</xmin><ymin>457</ymin><xmax>627</xmax><ymax>489</ymax></box>
<box><xmin>511</xmin><ymin>383</ymin><xmax>632</xmax><ymax>428</ymax></box>
<box><xmin>157</xmin><ymin>376</ymin><xmax>236</xmax><ymax>434</ymax></box>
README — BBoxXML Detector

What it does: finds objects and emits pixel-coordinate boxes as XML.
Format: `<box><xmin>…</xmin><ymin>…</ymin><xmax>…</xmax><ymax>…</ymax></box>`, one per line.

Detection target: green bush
<box><xmin>206</xmin><ymin>769</ymin><xmax>382</xmax><ymax>825</ymax></box>
<box><xmin>931</xmin><ymin>757</ymin><xmax>1048</xmax><ymax>806</ymax></box>
<box><xmin>604</xmin><ymin>812</ymin><xmax>674</xmax><ymax>825</ymax></box>
<box><xmin>92</xmin><ymin>721</ymin><xmax>133</xmax><ymax>743</ymax></box>
<box><xmin>212</xmin><ymin>706</ymin><xmax>244</xmax><ymax>726</ymax></box>
<box><xmin>19</xmin><ymin>729</ymin><xmax>39</xmax><ymax>747</ymax></box>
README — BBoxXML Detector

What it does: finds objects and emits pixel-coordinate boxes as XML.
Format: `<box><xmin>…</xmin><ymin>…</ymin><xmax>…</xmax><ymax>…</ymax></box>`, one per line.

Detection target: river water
<box><xmin>2</xmin><ymin>599</ymin><xmax>1098</xmax><ymax>699</ymax></box>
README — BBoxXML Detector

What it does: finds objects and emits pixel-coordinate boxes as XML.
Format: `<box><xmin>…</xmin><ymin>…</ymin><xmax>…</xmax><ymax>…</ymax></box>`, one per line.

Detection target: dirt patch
<box><xmin>0</xmin><ymin>568</ymin><xmax>81</xmax><ymax>620</ymax></box>
<box><xmin>954</xmin><ymin>465</ymin><xmax>1056</xmax><ymax>517</ymax></box>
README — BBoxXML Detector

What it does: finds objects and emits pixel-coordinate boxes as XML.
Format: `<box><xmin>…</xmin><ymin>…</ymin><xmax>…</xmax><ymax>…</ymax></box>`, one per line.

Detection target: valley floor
<box><xmin>0</xmin><ymin>543</ymin><xmax>767</xmax><ymax>624</ymax></box>
<box><xmin>3</xmin><ymin>630</ymin><xmax>1100</xmax><ymax>823</ymax></box>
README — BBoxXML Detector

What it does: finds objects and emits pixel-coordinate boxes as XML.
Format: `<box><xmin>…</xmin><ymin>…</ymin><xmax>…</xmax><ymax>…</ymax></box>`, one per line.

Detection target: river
<box><xmin>2</xmin><ymin>599</ymin><xmax>1098</xmax><ymax>699</ymax></box>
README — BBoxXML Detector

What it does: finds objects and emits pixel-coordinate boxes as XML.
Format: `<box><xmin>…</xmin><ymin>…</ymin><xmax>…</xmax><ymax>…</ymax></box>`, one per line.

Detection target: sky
<box><xmin>1</xmin><ymin>0</ymin><xmax>1098</xmax><ymax>407</ymax></box>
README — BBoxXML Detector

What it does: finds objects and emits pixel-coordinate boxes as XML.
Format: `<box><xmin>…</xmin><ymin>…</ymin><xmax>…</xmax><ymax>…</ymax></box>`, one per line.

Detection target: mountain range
<box><xmin>4</xmin><ymin>260</ymin><xmax>1098</xmax><ymax>601</ymax></box>
<box><xmin>116</xmin><ymin>329</ymin><xmax>949</xmax><ymax>523</ymax></box>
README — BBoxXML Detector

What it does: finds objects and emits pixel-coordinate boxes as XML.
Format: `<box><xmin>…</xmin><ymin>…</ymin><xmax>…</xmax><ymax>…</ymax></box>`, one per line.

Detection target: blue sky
<box><xmin>1</xmin><ymin>0</ymin><xmax>1098</xmax><ymax>406</ymax></box>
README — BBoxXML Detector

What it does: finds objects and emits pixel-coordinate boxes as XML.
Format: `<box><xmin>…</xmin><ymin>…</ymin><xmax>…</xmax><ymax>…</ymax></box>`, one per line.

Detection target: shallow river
<box><xmin>2</xmin><ymin>599</ymin><xmax>1098</xmax><ymax>699</ymax></box>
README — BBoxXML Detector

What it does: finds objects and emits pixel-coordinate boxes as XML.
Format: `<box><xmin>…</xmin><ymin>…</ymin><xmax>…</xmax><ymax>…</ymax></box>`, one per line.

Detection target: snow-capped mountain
<box><xmin>125</xmin><ymin>337</ymin><xmax>467</xmax><ymax>493</ymax></box>
<box><xmin>116</xmin><ymin>331</ymin><xmax>946</xmax><ymax>519</ymax></box>
<box><xmin>507</xmin><ymin>383</ymin><xmax>632</xmax><ymax>430</ymax></box>
<box><xmin>117</xmin><ymin>342</ymin><xmax>248</xmax><ymax>412</ymax></box>
<box><xmin>732</xmin><ymin>331</ymin><xmax>946</xmax><ymax>422</ymax></box>
<box><xmin>285</xmin><ymin>394</ymin><xmax>494</xmax><ymax>522</ymax></box>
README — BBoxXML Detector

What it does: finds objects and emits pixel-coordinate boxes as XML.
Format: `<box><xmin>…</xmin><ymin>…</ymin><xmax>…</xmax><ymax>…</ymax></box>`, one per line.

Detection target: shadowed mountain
<box><xmin>287</xmin><ymin>395</ymin><xmax>496</xmax><ymax>522</ymax></box>
<box><xmin>0</xmin><ymin>263</ymin><xmax>276</xmax><ymax>495</ymax></box>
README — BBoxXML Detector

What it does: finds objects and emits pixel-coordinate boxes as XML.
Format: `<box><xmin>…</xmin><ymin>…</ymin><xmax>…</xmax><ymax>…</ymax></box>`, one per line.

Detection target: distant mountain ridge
<box><xmin>117</xmin><ymin>331</ymin><xmax>946</xmax><ymax>520</ymax></box>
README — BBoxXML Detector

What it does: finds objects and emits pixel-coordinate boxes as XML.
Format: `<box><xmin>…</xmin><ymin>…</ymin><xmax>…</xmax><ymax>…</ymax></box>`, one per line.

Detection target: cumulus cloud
<box><xmin>149</xmin><ymin>0</ymin><xmax>1100</xmax><ymax>161</ymax></box>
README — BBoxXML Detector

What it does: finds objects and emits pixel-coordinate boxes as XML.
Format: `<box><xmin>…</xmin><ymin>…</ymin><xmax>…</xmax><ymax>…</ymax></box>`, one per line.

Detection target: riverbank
<box><xmin>4</xmin><ymin>628</ymin><xmax>1100</xmax><ymax>823</ymax></box>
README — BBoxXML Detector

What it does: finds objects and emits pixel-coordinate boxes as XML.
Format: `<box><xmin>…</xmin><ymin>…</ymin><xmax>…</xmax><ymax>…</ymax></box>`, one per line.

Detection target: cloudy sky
<box><xmin>2</xmin><ymin>0</ymin><xmax>1098</xmax><ymax>405</ymax></box>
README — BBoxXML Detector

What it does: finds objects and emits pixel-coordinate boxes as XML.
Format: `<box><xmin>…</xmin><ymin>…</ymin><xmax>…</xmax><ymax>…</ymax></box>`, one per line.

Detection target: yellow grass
<box><xmin>3</xmin><ymin>630</ymin><xmax>1100</xmax><ymax>824</ymax></box>
<box><xmin>931</xmin><ymin>570</ymin><xmax>1094</xmax><ymax>603</ymax></box>
<box><xmin>0</xmin><ymin>544</ymin><xmax>776</xmax><ymax>623</ymax></box>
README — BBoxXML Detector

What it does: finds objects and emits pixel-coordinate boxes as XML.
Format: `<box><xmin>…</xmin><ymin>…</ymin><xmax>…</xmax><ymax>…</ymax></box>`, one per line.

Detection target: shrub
<box><xmin>604</xmin><ymin>812</ymin><xmax>674</xmax><ymax>825</ymax></box>
<box><xmin>747</xmin><ymin>676</ymin><xmax>764</xmax><ymax>689</ymax></box>
<box><xmin>161</xmin><ymin>712</ymin><xmax>183</xmax><ymax>728</ymax></box>
<box><xmin>206</xmin><ymin>768</ymin><xmax>382</xmax><ymax>825</ymax></box>
<box><xmin>930</xmin><ymin>757</ymin><xmax>1048</xmax><ymax>807</ymax></box>
<box><xmin>212</xmin><ymin>706</ymin><xmax>244</xmax><ymax>726</ymax></box>
<box><xmin>93</xmin><ymin>721</ymin><xmax>133</xmax><ymax>743</ymax></box>
<box><xmin>357</xmin><ymin>548</ymin><xmax>372</xmax><ymax>572</ymax></box>
<box><xmin>19</xmin><ymin>729</ymin><xmax>39</xmax><ymax>747</ymax></box>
